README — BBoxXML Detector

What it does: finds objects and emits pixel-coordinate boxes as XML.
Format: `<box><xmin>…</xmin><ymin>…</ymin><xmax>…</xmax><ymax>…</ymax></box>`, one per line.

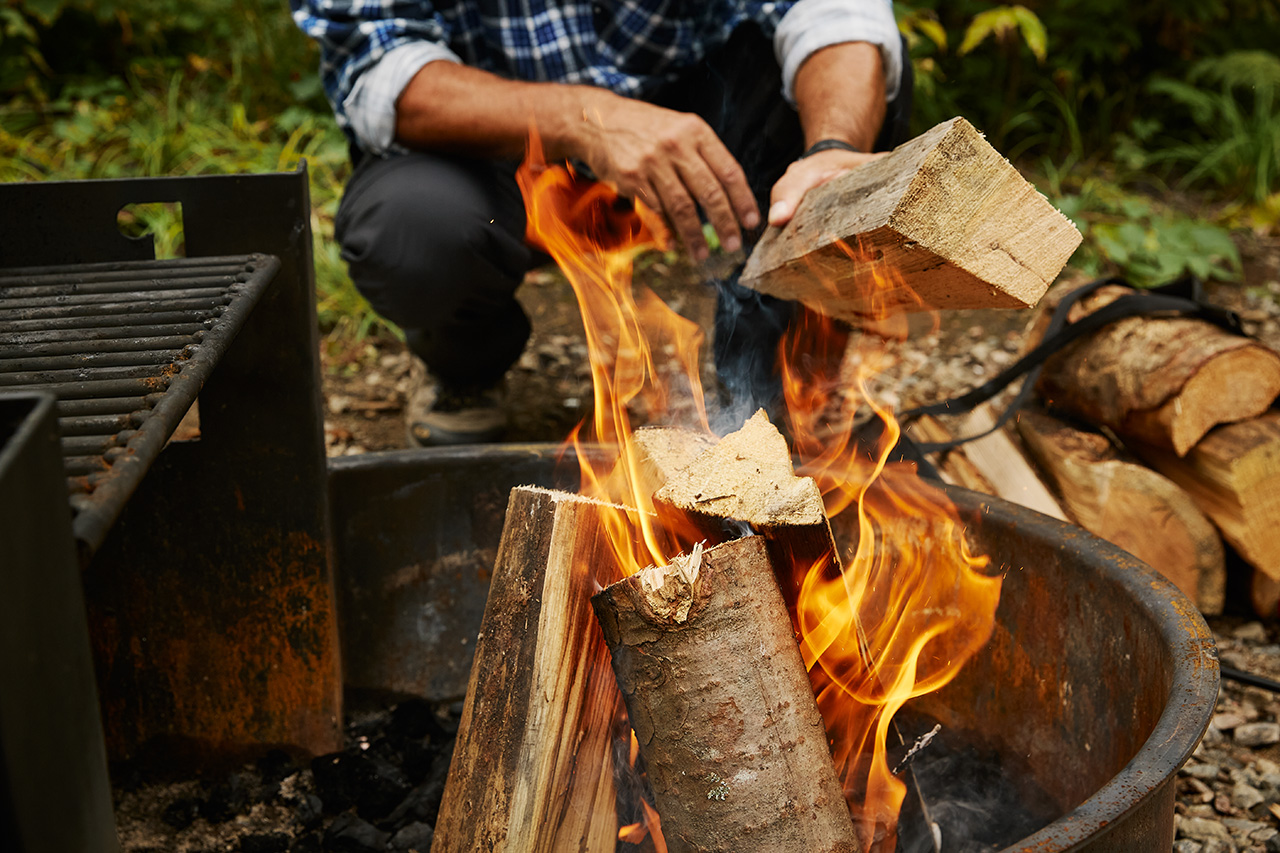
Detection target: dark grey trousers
<box><xmin>335</xmin><ymin>25</ymin><xmax>912</xmax><ymax>403</ymax></box>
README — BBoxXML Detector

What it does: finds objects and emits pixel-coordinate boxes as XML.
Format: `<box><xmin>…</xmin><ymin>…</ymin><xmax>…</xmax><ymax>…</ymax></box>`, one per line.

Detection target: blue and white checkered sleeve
<box><xmin>774</xmin><ymin>0</ymin><xmax>903</xmax><ymax>104</ymax></box>
<box><xmin>290</xmin><ymin>0</ymin><xmax>454</xmax><ymax>139</ymax></box>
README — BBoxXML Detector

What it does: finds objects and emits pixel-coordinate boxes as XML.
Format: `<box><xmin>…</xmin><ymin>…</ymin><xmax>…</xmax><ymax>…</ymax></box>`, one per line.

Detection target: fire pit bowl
<box><xmin>329</xmin><ymin>444</ymin><xmax>1217</xmax><ymax>852</ymax></box>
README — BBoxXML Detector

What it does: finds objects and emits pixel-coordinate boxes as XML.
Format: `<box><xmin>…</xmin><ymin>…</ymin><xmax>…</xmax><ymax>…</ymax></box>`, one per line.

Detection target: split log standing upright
<box><xmin>432</xmin><ymin>487</ymin><xmax>627</xmax><ymax>853</ymax></box>
<box><xmin>593</xmin><ymin>537</ymin><xmax>860</xmax><ymax>853</ymax></box>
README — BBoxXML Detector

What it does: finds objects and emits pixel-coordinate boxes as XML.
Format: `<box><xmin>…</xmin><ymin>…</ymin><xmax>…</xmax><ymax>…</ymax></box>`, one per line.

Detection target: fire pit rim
<box><xmin>943</xmin><ymin>487</ymin><xmax>1218</xmax><ymax>852</ymax></box>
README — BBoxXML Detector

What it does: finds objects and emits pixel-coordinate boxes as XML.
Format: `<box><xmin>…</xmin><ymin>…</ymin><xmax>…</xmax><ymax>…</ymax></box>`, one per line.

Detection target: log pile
<box><xmin>906</xmin><ymin>280</ymin><xmax>1280</xmax><ymax>618</ymax></box>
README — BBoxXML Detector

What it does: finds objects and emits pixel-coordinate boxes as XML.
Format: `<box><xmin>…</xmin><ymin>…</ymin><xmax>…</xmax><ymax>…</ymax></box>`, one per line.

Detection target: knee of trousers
<box><xmin>335</xmin><ymin>160</ymin><xmax>531</xmax><ymax>336</ymax></box>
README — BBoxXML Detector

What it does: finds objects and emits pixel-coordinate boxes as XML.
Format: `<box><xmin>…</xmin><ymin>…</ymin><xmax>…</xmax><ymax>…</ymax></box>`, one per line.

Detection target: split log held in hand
<box><xmin>432</xmin><ymin>487</ymin><xmax>626</xmax><ymax>853</ymax></box>
<box><xmin>592</xmin><ymin>537</ymin><xmax>860</xmax><ymax>853</ymax></box>
<box><xmin>741</xmin><ymin>117</ymin><xmax>1081</xmax><ymax>319</ymax></box>
<box><xmin>1032</xmin><ymin>283</ymin><xmax>1280</xmax><ymax>455</ymax></box>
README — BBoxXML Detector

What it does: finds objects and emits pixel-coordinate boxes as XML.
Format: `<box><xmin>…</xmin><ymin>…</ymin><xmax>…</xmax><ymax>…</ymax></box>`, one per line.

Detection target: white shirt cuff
<box><xmin>344</xmin><ymin>41</ymin><xmax>462</xmax><ymax>155</ymax></box>
<box><xmin>775</xmin><ymin>0</ymin><xmax>903</xmax><ymax>106</ymax></box>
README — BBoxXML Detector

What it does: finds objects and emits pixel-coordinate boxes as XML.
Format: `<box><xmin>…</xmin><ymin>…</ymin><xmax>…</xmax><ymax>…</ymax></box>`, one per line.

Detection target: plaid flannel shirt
<box><xmin>291</xmin><ymin>0</ymin><xmax>902</xmax><ymax>154</ymax></box>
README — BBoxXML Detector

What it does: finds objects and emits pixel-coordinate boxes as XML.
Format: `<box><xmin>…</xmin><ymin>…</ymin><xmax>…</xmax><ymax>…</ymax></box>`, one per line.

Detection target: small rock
<box><xmin>1173</xmin><ymin>841</ymin><xmax>1203</xmax><ymax>853</ymax></box>
<box><xmin>1181</xmin><ymin>816</ymin><xmax>1233</xmax><ymax>841</ymax></box>
<box><xmin>1232</xmin><ymin>782</ymin><xmax>1266</xmax><ymax>811</ymax></box>
<box><xmin>1234</xmin><ymin>622</ymin><xmax>1270</xmax><ymax>643</ymax></box>
<box><xmin>1269</xmin><ymin>832</ymin><xmax>1280</xmax><ymax>853</ymax></box>
<box><xmin>1188</xmin><ymin>803</ymin><xmax>1219</xmax><ymax>818</ymax></box>
<box><xmin>1255</xmin><ymin>758</ymin><xmax>1280</xmax><ymax>775</ymax></box>
<box><xmin>201</xmin><ymin>774</ymin><xmax>249</xmax><ymax>823</ymax></box>
<box><xmin>1216</xmin><ymin>712</ymin><xmax>1248</xmax><ymax>731</ymax></box>
<box><xmin>390</xmin><ymin>821</ymin><xmax>434</xmax><ymax>851</ymax></box>
<box><xmin>1201</xmin><ymin>839</ymin><xmax>1234</xmax><ymax>853</ymax></box>
<box><xmin>1185</xmin><ymin>762</ymin><xmax>1223</xmax><ymax>781</ymax></box>
<box><xmin>295</xmin><ymin>793</ymin><xmax>324</xmax><ymax>828</ymax></box>
<box><xmin>1236</xmin><ymin>722</ymin><xmax>1280</xmax><ymax>748</ymax></box>
<box><xmin>1224</xmin><ymin>816</ymin><xmax>1269</xmax><ymax>837</ymax></box>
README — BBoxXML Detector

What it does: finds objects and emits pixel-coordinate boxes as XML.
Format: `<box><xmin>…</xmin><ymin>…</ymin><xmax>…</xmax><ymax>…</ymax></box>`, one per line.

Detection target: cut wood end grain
<box><xmin>635</xmin><ymin>542</ymin><xmax>705</xmax><ymax>624</ymax></box>
<box><xmin>741</xmin><ymin>117</ymin><xmax>1081</xmax><ymax>319</ymax></box>
<box><xmin>653</xmin><ymin>409</ymin><xmax>826</xmax><ymax>527</ymax></box>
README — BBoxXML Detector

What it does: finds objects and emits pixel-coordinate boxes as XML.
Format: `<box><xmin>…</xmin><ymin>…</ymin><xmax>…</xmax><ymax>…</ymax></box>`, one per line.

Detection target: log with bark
<box><xmin>1031</xmin><ymin>282</ymin><xmax>1280</xmax><ymax>455</ymax></box>
<box><xmin>740</xmin><ymin>117</ymin><xmax>1081</xmax><ymax>320</ymax></box>
<box><xmin>1129</xmin><ymin>412</ymin><xmax>1280</xmax><ymax>584</ymax></box>
<box><xmin>432</xmin><ymin>486</ymin><xmax>628</xmax><ymax>853</ymax></box>
<box><xmin>1016</xmin><ymin>409</ymin><xmax>1226</xmax><ymax>614</ymax></box>
<box><xmin>592</xmin><ymin>536</ymin><xmax>860</xmax><ymax>853</ymax></box>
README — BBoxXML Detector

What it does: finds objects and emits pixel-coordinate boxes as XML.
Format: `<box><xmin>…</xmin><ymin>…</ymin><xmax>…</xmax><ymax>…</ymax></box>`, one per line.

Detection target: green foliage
<box><xmin>1047</xmin><ymin>175</ymin><xmax>1243</xmax><ymax>286</ymax></box>
<box><xmin>957</xmin><ymin>6</ymin><xmax>1047</xmax><ymax>64</ymax></box>
<box><xmin>1142</xmin><ymin>51</ymin><xmax>1280</xmax><ymax>203</ymax></box>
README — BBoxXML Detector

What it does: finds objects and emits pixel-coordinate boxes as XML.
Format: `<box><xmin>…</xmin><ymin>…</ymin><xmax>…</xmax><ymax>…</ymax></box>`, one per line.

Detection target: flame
<box><xmin>781</xmin><ymin>246</ymin><xmax>1002</xmax><ymax>850</ymax></box>
<box><xmin>518</xmin><ymin>131</ymin><xmax>1002</xmax><ymax>851</ymax></box>
<box><xmin>517</xmin><ymin>131</ymin><xmax>710</xmax><ymax>576</ymax></box>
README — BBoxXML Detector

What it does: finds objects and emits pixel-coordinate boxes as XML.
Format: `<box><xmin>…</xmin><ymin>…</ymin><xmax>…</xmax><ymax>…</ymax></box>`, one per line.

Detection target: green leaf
<box><xmin>1011</xmin><ymin>6</ymin><xmax>1048</xmax><ymax>63</ymax></box>
<box><xmin>958</xmin><ymin>7</ymin><xmax>1018</xmax><ymax>57</ymax></box>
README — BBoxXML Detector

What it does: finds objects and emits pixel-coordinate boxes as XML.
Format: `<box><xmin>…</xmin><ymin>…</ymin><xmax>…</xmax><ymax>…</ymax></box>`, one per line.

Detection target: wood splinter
<box><xmin>592</xmin><ymin>536</ymin><xmax>860</xmax><ymax>853</ymax></box>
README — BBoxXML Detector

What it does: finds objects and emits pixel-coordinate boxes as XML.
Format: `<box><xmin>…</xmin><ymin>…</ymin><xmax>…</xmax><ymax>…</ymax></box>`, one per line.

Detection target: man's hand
<box><xmin>573</xmin><ymin>91</ymin><xmax>760</xmax><ymax>260</ymax></box>
<box><xmin>767</xmin><ymin>148</ymin><xmax>883</xmax><ymax>227</ymax></box>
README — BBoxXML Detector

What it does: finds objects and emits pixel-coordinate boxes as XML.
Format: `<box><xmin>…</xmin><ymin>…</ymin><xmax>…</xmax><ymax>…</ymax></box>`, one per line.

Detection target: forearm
<box><xmin>792</xmin><ymin>41</ymin><xmax>886</xmax><ymax>151</ymax></box>
<box><xmin>394</xmin><ymin>61</ymin><xmax>608</xmax><ymax>162</ymax></box>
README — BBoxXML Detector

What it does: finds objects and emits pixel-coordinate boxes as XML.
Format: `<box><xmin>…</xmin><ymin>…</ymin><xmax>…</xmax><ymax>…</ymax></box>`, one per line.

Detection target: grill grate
<box><xmin>0</xmin><ymin>253</ymin><xmax>279</xmax><ymax>554</ymax></box>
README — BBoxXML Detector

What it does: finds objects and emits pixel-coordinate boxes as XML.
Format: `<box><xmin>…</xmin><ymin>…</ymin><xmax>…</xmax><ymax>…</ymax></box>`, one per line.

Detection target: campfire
<box><xmin>430</xmin><ymin>121</ymin><xmax>1079</xmax><ymax>852</ymax></box>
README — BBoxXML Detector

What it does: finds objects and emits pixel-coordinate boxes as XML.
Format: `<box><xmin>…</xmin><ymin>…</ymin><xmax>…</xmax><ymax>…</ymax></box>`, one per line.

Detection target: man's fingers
<box><xmin>676</xmin><ymin>157</ymin><xmax>742</xmax><ymax>254</ymax></box>
<box><xmin>651</xmin><ymin>168</ymin><xmax>709</xmax><ymax>261</ymax></box>
<box><xmin>697</xmin><ymin>140</ymin><xmax>760</xmax><ymax>234</ymax></box>
<box><xmin>768</xmin><ymin>150</ymin><xmax>884</xmax><ymax>227</ymax></box>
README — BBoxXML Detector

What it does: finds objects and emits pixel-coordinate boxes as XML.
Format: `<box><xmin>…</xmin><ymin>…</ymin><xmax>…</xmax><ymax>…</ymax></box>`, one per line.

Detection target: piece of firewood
<box><xmin>908</xmin><ymin>407</ymin><xmax>1067</xmax><ymax>520</ymax></box>
<box><xmin>632</xmin><ymin>425</ymin><xmax>717</xmax><ymax>497</ymax></box>
<box><xmin>740</xmin><ymin>117</ymin><xmax>1080</xmax><ymax>320</ymax></box>
<box><xmin>651</xmin><ymin>410</ymin><xmax>838</xmax><ymax>597</ymax></box>
<box><xmin>1250</xmin><ymin>570</ymin><xmax>1280</xmax><ymax>621</ymax></box>
<box><xmin>907</xmin><ymin>414</ymin><xmax>999</xmax><ymax>495</ymax></box>
<box><xmin>432</xmin><ymin>487</ymin><xmax>626</xmax><ymax>853</ymax></box>
<box><xmin>1031</xmin><ymin>283</ymin><xmax>1280</xmax><ymax>455</ymax></box>
<box><xmin>1129</xmin><ymin>412</ymin><xmax>1280</xmax><ymax>582</ymax></box>
<box><xmin>1016</xmin><ymin>410</ymin><xmax>1226</xmax><ymax>614</ymax></box>
<box><xmin>592</xmin><ymin>536</ymin><xmax>860</xmax><ymax>853</ymax></box>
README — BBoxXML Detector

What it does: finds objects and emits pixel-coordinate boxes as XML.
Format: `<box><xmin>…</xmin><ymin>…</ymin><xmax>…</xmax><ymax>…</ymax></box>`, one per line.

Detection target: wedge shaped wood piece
<box><xmin>741</xmin><ymin>117</ymin><xmax>1081</xmax><ymax>318</ymax></box>
<box><xmin>592</xmin><ymin>537</ymin><xmax>860</xmax><ymax>853</ymax></box>
<box><xmin>432</xmin><ymin>486</ymin><xmax>629</xmax><ymax>853</ymax></box>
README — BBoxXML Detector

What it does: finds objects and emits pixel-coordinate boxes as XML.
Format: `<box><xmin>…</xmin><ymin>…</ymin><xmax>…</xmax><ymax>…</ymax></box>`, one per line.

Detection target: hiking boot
<box><xmin>405</xmin><ymin>358</ymin><xmax>507</xmax><ymax>447</ymax></box>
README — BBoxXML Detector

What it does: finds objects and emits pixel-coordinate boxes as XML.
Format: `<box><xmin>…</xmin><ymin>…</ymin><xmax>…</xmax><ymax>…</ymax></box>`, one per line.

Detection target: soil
<box><xmin>116</xmin><ymin>230</ymin><xmax>1280</xmax><ymax>851</ymax></box>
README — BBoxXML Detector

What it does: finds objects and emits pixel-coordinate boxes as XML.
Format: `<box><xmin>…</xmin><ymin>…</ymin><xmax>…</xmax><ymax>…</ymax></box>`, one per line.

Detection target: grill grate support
<box><xmin>0</xmin><ymin>253</ymin><xmax>278</xmax><ymax>554</ymax></box>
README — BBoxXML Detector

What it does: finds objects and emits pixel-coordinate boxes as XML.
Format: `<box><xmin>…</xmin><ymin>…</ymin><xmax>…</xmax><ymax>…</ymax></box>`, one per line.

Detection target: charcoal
<box><xmin>240</xmin><ymin>831</ymin><xmax>291</xmax><ymax>852</ymax></box>
<box><xmin>202</xmin><ymin>774</ymin><xmax>250</xmax><ymax>823</ymax></box>
<box><xmin>323</xmin><ymin>813</ymin><xmax>389</xmax><ymax>853</ymax></box>
<box><xmin>289</xmin><ymin>832</ymin><xmax>323</xmax><ymax>853</ymax></box>
<box><xmin>161</xmin><ymin>797</ymin><xmax>202</xmax><ymax>830</ymax></box>
<box><xmin>383</xmin><ymin>755</ymin><xmax>450</xmax><ymax>828</ymax></box>
<box><xmin>399</xmin><ymin>739</ymin><xmax>435</xmax><ymax>785</ymax></box>
<box><xmin>389</xmin><ymin>821</ymin><xmax>434</xmax><ymax>851</ymax></box>
<box><xmin>387</xmin><ymin>699</ymin><xmax>436</xmax><ymax>742</ymax></box>
<box><xmin>258</xmin><ymin>749</ymin><xmax>299</xmax><ymax>785</ymax></box>
<box><xmin>312</xmin><ymin>748</ymin><xmax>413</xmax><ymax>820</ymax></box>
<box><xmin>295</xmin><ymin>793</ymin><xmax>325</xmax><ymax>828</ymax></box>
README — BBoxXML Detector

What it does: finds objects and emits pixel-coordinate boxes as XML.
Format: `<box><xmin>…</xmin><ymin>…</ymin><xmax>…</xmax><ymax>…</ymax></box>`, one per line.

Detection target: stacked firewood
<box><xmin>909</xmin><ymin>280</ymin><xmax>1280</xmax><ymax>619</ymax></box>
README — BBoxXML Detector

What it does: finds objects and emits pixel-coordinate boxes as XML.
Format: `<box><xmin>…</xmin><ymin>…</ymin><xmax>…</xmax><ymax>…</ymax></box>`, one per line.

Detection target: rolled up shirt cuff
<box><xmin>775</xmin><ymin>0</ymin><xmax>903</xmax><ymax>105</ymax></box>
<box><xmin>344</xmin><ymin>41</ymin><xmax>462</xmax><ymax>155</ymax></box>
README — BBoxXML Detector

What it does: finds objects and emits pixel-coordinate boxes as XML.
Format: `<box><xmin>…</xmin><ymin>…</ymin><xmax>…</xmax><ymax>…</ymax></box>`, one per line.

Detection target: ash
<box><xmin>899</xmin><ymin>724</ymin><xmax>1057</xmax><ymax>853</ymax></box>
<box><xmin>113</xmin><ymin>698</ymin><xmax>461</xmax><ymax>853</ymax></box>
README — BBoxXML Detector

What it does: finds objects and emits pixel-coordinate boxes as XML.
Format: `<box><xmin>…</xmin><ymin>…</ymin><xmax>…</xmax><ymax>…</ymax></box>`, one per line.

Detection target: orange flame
<box><xmin>518</xmin><ymin>131</ymin><xmax>1002</xmax><ymax>851</ymax></box>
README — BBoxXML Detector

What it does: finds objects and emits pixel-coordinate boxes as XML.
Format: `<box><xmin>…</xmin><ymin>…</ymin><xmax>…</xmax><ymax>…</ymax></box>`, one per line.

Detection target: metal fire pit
<box><xmin>329</xmin><ymin>444</ymin><xmax>1217</xmax><ymax>852</ymax></box>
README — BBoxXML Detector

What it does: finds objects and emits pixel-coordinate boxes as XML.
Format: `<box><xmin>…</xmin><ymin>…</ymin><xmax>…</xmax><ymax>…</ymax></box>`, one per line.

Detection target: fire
<box><xmin>518</xmin><ymin>132</ymin><xmax>1002</xmax><ymax>851</ymax></box>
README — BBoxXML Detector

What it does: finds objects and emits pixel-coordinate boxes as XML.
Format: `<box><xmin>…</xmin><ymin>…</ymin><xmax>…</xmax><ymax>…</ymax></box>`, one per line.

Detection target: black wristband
<box><xmin>800</xmin><ymin>139</ymin><xmax>864</xmax><ymax>159</ymax></box>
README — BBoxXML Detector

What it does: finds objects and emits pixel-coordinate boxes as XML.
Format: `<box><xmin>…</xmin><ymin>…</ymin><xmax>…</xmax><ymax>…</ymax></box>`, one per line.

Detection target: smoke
<box><xmin>709</xmin><ymin>273</ymin><xmax>794</xmax><ymax>434</ymax></box>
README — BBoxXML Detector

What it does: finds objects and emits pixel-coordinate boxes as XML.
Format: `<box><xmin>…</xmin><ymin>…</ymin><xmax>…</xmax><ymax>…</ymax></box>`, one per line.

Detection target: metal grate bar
<box><xmin>0</xmin><ymin>253</ymin><xmax>278</xmax><ymax>553</ymax></box>
<box><xmin>0</xmin><ymin>334</ymin><xmax>202</xmax><ymax>358</ymax></box>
